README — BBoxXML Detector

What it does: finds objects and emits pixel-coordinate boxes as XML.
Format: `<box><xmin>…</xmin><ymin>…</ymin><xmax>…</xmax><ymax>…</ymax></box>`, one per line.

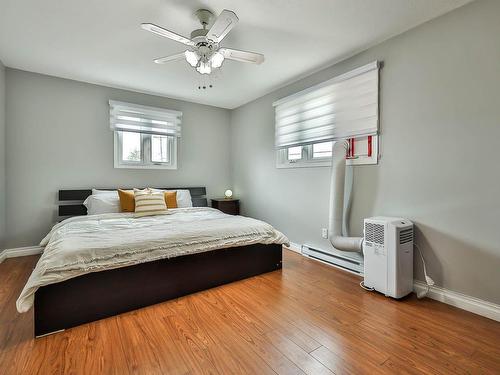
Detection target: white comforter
<box><xmin>17</xmin><ymin>207</ymin><xmax>288</xmax><ymax>313</ymax></box>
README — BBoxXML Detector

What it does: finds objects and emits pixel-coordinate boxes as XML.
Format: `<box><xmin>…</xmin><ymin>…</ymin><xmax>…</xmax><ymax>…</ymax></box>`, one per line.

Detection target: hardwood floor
<box><xmin>1</xmin><ymin>249</ymin><xmax>499</xmax><ymax>374</ymax></box>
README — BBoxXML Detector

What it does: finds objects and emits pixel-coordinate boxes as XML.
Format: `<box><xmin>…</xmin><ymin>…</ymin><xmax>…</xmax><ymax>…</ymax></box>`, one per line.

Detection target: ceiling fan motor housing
<box><xmin>194</xmin><ymin>9</ymin><xmax>215</xmax><ymax>27</ymax></box>
<box><xmin>190</xmin><ymin>29</ymin><xmax>209</xmax><ymax>40</ymax></box>
<box><xmin>190</xmin><ymin>28</ymin><xmax>218</xmax><ymax>61</ymax></box>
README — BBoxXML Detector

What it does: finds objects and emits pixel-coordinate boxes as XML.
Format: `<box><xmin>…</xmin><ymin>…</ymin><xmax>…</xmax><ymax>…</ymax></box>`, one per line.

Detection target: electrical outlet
<box><xmin>321</xmin><ymin>228</ymin><xmax>328</xmax><ymax>239</ymax></box>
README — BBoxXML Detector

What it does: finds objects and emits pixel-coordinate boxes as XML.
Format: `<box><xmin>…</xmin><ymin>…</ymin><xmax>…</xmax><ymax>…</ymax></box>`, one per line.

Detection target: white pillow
<box><xmin>151</xmin><ymin>189</ymin><xmax>193</xmax><ymax>208</ymax></box>
<box><xmin>92</xmin><ymin>189</ymin><xmax>118</xmax><ymax>196</ymax></box>
<box><xmin>172</xmin><ymin>189</ymin><xmax>193</xmax><ymax>208</ymax></box>
<box><xmin>83</xmin><ymin>194</ymin><xmax>120</xmax><ymax>215</ymax></box>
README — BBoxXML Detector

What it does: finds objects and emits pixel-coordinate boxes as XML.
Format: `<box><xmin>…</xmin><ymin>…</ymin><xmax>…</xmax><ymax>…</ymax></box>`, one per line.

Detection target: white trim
<box><xmin>0</xmin><ymin>246</ymin><xmax>43</xmax><ymax>263</ymax></box>
<box><xmin>284</xmin><ymin>242</ymin><xmax>302</xmax><ymax>253</ymax></box>
<box><xmin>113</xmin><ymin>131</ymin><xmax>178</xmax><ymax>170</ymax></box>
<box><xmin>276</xmin><ymin>136</ymin><xmax>379</xmax><ymax>168</ymax></box>
<box><xmin>414</xmin><ymin>281</ymin><xmax>500</xmax><ymax>322</ymax></box>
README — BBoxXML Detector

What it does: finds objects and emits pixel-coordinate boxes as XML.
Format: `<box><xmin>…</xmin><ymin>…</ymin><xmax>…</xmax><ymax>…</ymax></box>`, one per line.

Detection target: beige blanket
<box><xmin>17</xmin><ymin>207</ymin><xmax>288</xmax><ymax>312</ymax></box>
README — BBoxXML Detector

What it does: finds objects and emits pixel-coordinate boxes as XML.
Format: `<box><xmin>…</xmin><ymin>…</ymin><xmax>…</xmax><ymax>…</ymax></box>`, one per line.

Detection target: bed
<box><xmin>17</xmin><ymin>187</ymin><xmax>288</xmax><ymax>337</ymax></box>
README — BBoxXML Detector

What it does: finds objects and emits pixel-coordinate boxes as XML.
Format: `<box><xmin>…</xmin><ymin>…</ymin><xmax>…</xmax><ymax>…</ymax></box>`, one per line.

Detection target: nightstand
<box><xmin>211</xmin><ymin>198</ymin><xmax>240</xmax><ymax>215</ymax></box>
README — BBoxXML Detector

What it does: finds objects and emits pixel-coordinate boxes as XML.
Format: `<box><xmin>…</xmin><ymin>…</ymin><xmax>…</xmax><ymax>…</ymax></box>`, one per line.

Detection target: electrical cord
<box><xmin>414</xmin><ymin>243</ymin><xmax>435</xmax><ymax>299</ymax></box>
<box><xmin>359</xmin><ymin>280</ymin><xmax>374</xmax><ymax>291</ymax></box>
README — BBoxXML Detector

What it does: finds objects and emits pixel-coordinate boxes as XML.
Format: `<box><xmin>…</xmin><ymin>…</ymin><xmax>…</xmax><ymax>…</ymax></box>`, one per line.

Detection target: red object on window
<box><xmin>350</xmin><ymin>138</ymin><xmax>355</xmax><ymax>158</ymax></box>
<box><xmin>368</xmin><ymin>136</ymin><xmax>373</xmax><ymax>157</ymax></box>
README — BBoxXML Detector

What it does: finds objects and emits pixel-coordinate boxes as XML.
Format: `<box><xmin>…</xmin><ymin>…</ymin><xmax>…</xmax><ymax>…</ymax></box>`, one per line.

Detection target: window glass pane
<box><xmin>122</xmin><ymin>132</ymin><xmax>141</xmax><ymax>161</ymax></box>
<box><xmin>287</xmin><ymin>146</ymin><xmax>302</xmax><ymax>160</ymax></box>
<box><xmin>313</xmin><ymin>141</ymin><xmax>333</xmax><ymax>159</ymax></box>
<box><xmin>152</xmin><ymin>135</ymin><xmax>169</xmax><ymax>163</ymax></box>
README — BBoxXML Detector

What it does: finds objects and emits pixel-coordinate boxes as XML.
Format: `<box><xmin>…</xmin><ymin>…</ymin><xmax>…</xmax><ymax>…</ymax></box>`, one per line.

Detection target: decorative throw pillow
<box><xmin>134</xmin><ymin>188</ymin><xmax>169</xmax><ymax>217</ymax></box>
<box><xmin>164</xmin><ymin>191</ymin><xmax>178</xmax><ymax>209</ymax></box>
<box><xmin>118</xmin><ymin>189</ymin><xmax>135</xmax><ymax>212</ymax></box>
<box><xmin>150</xmin><ymin>188</ymin><xmax>192</xmax><ymax>208</ymax></box>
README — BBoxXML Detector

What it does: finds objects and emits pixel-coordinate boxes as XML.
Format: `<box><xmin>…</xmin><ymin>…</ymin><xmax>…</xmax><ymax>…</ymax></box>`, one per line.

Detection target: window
<box><xmin>110</xmin><ymin>101</ymin><xmax>182</xmax><ymax>169</ymax></box>
<box><xmin>274</xmin><ymin>61</ymin><xmax>380</xmax><ymax>168</ymax></box>
<box><xmin>122</xmin><ymin>132</ymin><xmax>141</xmax><ymax>162</ymax></box>
<box><xmin>115</xmin><ymin>132</ymin><xmax>176</xmax><ymax>168</ymax></box>
<box><xmin>277</xmin><ymin>142</ymin><xmax>334</xmax><ymax>168</ymax></box>
<box><xmin>313</xmin><ymin>141</ymin><xmax>333</xmax><ymax>159</ymax></box>
<box><xmin>287</xmin><ymin>146</ymin><xmax>303</xmax><ymax>161</ymax></box>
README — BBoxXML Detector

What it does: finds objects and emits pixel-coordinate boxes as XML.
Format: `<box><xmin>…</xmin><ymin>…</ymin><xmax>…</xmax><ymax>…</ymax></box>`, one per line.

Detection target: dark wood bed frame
<box><xmin>34</xmin><ymin>188</ymin><xmax>283</xmax><ymax>337</ymax></box>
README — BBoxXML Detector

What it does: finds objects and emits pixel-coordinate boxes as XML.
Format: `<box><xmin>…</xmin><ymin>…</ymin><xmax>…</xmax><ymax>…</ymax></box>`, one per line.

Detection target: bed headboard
<box><xmin>58</xmin><ymin>187</ymin><xmax>207</xmax><ymax>217</ymax></box>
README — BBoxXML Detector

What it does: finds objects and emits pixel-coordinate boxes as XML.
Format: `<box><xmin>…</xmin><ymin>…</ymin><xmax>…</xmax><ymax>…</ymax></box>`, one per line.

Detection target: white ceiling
<box><xmin>0</xmin><ymin>0</ymin><xmax>472</xmax><ymax>109</ymax></box>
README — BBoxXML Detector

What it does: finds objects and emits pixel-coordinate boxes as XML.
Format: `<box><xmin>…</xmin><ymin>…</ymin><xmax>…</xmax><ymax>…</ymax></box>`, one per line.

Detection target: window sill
<box><xmin>276</xmin><ymin>160</ymin><xmax>332</xmax><ymax>169</ymax></box>
<box><xmin>114</xmin><ymin>163</ymin><xmax>177</xmax><ymax>170</ymax></box>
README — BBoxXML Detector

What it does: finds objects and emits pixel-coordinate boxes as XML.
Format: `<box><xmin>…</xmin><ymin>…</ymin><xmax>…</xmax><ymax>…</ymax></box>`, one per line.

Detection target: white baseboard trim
<box><xmin>285</xmin><ymin>242</ymin><xmax>302</xmax><ymax>254</ymax></box>
<box><xmin>0</xmin><ymin>246</ymin><xmax>43</xmax><ymax>263</ymax></box>
<box><xmin>414</xmin><ymin>281</ymin><xmax>500</xmax><ymax>322</ymax></box>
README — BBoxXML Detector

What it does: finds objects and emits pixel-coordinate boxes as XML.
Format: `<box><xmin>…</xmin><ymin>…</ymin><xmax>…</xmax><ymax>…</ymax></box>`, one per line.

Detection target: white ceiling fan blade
<box><xmin>154</xmin><ymin>52</ymin><xmax>186</xmax><ymax>64</ymax></box>
<box><xmin>206</xmin><ymin>10</ymin><xmax>239</xmax><ymax>43</ymax></box>
<box><xmin>141</xmin><ymin>23</ymin><xmax>194</xmax><ymax>46</ymax></box>
<box><xmin>219</xmin><ymin>48</ymin><xmax>264</xmax><ymax>64</ymax></box>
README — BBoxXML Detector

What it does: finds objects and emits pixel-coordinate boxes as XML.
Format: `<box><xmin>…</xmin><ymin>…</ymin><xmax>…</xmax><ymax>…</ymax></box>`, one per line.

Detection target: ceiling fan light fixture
<box><xmin>210</xmin><ymin>52</ymin><xmax>225</xmax><ymax>68</ymax></box>
<box><xmin>196</xmin><ymin>61</ymin><xmax>212</xmax><ymax>75</ymax></box>
<box><xmin>184</xmin><ymin>50</ymin><xmax>200</xmax><ymax>67</ymax></box>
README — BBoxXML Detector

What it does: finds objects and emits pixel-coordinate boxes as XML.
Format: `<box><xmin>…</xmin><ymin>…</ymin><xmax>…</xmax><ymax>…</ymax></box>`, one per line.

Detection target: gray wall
<box><xmin>5</xmin><ymin>69</ymin><xmax>231</xmax><ymax>247</ymax></box>
<box><xmin>0</xmin><ymin>60</ymin><xmax>5</xmax><ymax>249</ymax></box>
<box><xmin>230</xmin><ymin>0</ymin><xmax>500</xmax><ymax>304</ymax></box>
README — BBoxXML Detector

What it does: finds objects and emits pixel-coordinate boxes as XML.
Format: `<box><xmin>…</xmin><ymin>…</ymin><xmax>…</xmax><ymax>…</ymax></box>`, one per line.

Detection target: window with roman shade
<box><xmin>273</xmin><ymin>61</ymin><xmax>379</xmax><ymax>167</ymax></box>
<box><xmin>109</xmin><ymin>100</ymin><xmax>182</xmax><ymax>169</ymax></box>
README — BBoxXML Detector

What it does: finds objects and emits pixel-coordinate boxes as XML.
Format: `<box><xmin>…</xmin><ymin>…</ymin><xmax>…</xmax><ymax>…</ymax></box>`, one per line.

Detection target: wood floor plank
<box><xmin>470</xmin><ymin>347</ymin><xmax>500</xmax><ymax>373</ymax></box>
<box><xmin>175</xmin><ymin>293</ymin><xmax>284</xmax><ymax>375</ymax></box>
<box><xmin>0</xmin><ymin>250</ymin><xmax>499</xmax><ymax>374</ymax></box>
<box><xmin>310</xmin><ymin>344</ymin><xmax>389</xmax><ymax>375</ymax></box>
<box><xmin>220</xmin><ymin>286</ymin><xmax>322</xmax><ymax>353</ymax></box>
<box><xmin>116</xmin><ymin>308</ymin><xmax>191</xmax><ymax>375</ymax></box>
<box><xmin>264</xmin><ymin>329</ymin><xmax>333</xmax><ymax>375</ymax></box>
<box><xmin>191</xmin><ymin>290</ymin><xmax>305</xmax><ymax>375</ymax></box>
<box><xmin>163</xmin><ymin>297</ymin><xmax>252</xmax><ymax>375</ymax></box>
<box><xmin>364</xmin><ymin>319</ymin><xmax>477</xmax><ymax>374</ymax></box>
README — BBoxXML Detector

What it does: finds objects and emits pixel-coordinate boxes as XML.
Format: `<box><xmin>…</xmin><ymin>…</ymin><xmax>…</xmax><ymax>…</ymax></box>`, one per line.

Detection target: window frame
<box><xmin>276</xmin><ymin>142</ymin><xmax>333</xmax><ymax>169</ymax></box>
<box><xmin>114</xmin><ymin>131</ymin><xmax>177</xmax><ymax>170</ymax></box>
<box><xmin>276</xmin><ymin>136</ymin><xmax>379</xmax><ymax>168</ymax></box>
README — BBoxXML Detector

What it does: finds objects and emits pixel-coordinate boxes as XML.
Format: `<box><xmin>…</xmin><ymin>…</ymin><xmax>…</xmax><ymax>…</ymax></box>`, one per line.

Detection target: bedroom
<box><xmin>0</xmin><ymin>0</ymin><xmax>499</xmax><ymax>373</ymax></box>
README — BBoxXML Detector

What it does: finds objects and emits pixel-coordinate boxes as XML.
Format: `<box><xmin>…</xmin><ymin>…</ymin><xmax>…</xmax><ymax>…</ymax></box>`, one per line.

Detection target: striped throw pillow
<box><xmin>134</xmin><ymin>188</ymin><xmax>169</xmax><ymax>217</ymax></box>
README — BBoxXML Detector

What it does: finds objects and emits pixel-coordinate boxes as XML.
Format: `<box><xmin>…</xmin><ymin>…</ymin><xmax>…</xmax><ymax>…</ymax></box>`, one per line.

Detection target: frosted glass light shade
<box><xmin>211</xmin><ymin>52</ymin><xmax>224</xmax><ymax>68</ymax></box>
<box><xmin>224</xmin><ymin>189</ymin><xmax>233</xmax><ymax>198</ymax></box>
<box><xmin>196</xmin><ymin>61</ymin><xmax>212</xmax><ymax>74</ymax></box>
<box><xmin>184</xmin><ymin>50</ymin><xmax>199</xmax><ymax>67</ymax></box>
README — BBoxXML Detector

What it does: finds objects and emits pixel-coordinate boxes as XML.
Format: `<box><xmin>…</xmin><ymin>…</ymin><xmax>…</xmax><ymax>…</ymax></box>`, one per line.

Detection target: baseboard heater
<box><xmin>302</xmin><ymin>244</ymin><xmax>363</xmax><ymax>275</ymax></box>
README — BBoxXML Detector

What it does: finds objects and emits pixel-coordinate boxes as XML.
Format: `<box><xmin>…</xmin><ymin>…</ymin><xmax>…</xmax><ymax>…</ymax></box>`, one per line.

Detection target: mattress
<box><xmin>17</xmin><ymin>207</ymin><xmax>289</xmax><ymax>313</ymax></box>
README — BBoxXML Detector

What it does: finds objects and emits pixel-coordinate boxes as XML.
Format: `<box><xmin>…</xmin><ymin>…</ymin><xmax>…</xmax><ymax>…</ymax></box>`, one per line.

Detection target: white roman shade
<box><xmin>273</xmin><ymin>61</ymin><xmax>379</xmax><ymax>149</ymax></box>
<box><xmin>109</xmin><ymin>100</ymin><xmax>182</xmax><ymax>137</ymax></box>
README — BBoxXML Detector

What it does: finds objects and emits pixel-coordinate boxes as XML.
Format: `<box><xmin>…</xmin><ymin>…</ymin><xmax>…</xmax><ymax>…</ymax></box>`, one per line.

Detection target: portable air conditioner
<box><xmin>363</xmin><ymin>217</ymin><xmax>414</xmax><ymax>298</ymax></box>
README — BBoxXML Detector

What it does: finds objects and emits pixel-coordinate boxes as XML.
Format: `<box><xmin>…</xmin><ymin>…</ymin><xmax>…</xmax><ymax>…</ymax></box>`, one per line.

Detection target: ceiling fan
<box><xmin>141</xmin><ymin>9</ymin><xmax>265</xmax><ymax>76</ymax></box>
